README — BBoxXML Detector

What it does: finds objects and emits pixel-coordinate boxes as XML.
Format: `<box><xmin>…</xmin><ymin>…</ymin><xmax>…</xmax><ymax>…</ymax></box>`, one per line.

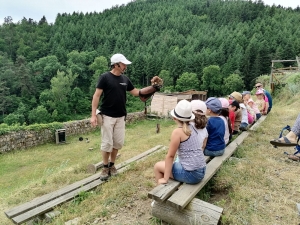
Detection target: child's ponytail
<box><xmin>182</xmin><ymin>122</ymin><xmax>191</xmax><ymax>136</ymax></box>
<box><xmin>193</xmin><ymin>111</ymin><xmax>208</xmax><ymax>129</ymax></box>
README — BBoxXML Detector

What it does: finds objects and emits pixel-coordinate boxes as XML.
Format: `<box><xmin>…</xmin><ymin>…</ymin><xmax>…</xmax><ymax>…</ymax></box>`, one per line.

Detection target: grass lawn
<box><xmin>0</xmin><ymin>118</ymin><xmax>175</xmax><ymax>224</ymax></box>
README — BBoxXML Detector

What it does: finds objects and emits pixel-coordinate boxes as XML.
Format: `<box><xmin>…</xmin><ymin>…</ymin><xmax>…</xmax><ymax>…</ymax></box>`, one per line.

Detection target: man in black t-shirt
<box><xmin>90</xmin><ymin>53</ymin><xmax>162</xmax><ymax>180</ymax></box>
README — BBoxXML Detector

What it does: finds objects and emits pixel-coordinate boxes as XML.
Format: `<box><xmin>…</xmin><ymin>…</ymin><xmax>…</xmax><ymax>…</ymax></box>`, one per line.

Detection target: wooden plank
<box><xmin>249</xmin><ymin>115</ymin><xmax>267</xmax><ymax>131</ymax></box>
<box><xmin>11</xmin><ymin>179</ymin><xmax>103</xmax><ymax>224</ymax></box>
<box><xmin>86</xmin><ymin>154</ymin><xmax>121</xmax><ymax>174</ymax></box>
<box><xmin>5</xmin><ymin>145</ymin><xmax>164</xmax><ymax>219</ymax></box>
<box><xmin>148</xmin><ymin>155</ymin><xmax>211</xmax><ymax>202</ymax></box>
<box><xmin>272</xmin><ymin>60</ymin><xmax>296</xmax><ymax>62</ymax></box>
<box><xmin>148</xmin><ymin>179</ymin><xmax>181</xmax><ymax>202</ymax></box>
<box><xmin>5</xmin><ymin>172</ymin><xmax>101</xmax><ymax>219</ymax></box>
<box><xmin>152</xmin><ymin>198</ymin><xmax>223</xmax><ymax>225</ymax></box>
<box><xmin>167</xmin><ymin>132</ymin><xmax>249</xmax><ymax>210</ymax></box>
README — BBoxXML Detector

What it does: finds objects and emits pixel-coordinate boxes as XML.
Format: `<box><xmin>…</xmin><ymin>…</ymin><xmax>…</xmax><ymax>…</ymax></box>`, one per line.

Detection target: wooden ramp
<box><xmin>4</xmin><ymin>145</ymin><xmax>165</xmax><ymax>224</ymax></box>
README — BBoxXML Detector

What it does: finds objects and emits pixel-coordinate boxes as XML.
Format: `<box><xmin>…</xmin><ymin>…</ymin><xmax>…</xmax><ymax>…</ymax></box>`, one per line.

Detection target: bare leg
<box><xmin>274</xmin><ymin>114</ymin><xmax>300</xmax><ymax>143</ymax></box>
<box><xmin>285</xmin><ymin>131</ymin><xmax>297</xmax><ymax>142</ymax></box>
<box><xmin>102</xmin><ymin>151</ymin><xmax>110</xmax><ymax>165</ymax></box>
<box><xmin>154</xmin><ymin>161</ymin><xmax>165</xmax><ymax>183</ymax></box>
<box><xmin>291</xmin><ymin>114</ymin><xmax>300</xmax><ymax>136</ymax></box>
<box><xmin>110</xmin><ymin>148</ymin><xmax>118</xmax><ymax>163</ymax></box>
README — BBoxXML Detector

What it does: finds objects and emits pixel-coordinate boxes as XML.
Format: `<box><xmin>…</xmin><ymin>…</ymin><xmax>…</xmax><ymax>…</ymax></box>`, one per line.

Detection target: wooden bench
<box><xmin>148</xmin><ymin>115</ymin><xmax>267</xmax><ymax>225</ymax></box>
<box><xmin>148</xmin><ymin>132</ymin><xmax>249</xmax><ymax>225</ymax></box>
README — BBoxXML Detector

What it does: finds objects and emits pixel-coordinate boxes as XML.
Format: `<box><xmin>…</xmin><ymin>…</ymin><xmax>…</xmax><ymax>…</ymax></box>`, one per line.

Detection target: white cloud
<box><xmin>262</xmin><ymin>0</ymin><xmax>299</xmax><ymax>8</ymax></box>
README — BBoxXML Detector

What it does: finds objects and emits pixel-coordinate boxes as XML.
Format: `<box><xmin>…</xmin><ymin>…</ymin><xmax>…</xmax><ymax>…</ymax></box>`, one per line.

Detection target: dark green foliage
<box><xmin>175</xmin><ymin>72</ymin><xmax>199</xmax><ymax>92</ymax></box>
<box><xmin>0</xmin><ymin>0</ymin><xmax>300</xmax><ymax>125</ymax></box>
<box><xmin>0</xmin><ymin>121</ymin><xmax>63</xmax><ymax>135</ymax></box>
<box><xmin>223</xmin><ymin>74</ymin><xmax>245</xmax><ymax>94</ymax></box>
<box><xmin>28</xmin><ymin>105</ymin><xmax>52</xmax><ymax>124</ymax></box>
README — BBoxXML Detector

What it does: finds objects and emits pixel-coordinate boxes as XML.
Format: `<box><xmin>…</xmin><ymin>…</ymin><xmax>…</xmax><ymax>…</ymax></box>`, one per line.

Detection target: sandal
<box><xmin>270</xmin><ymin>136</ymin><xmax>298</xmax><ymax>147</ymax></box>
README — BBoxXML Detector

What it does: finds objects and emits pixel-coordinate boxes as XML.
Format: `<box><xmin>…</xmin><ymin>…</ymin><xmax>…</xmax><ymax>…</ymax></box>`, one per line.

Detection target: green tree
<box><xmin>0</xmin><ymin>80</ymin><xmax>10</xmax><ymax>117</ymax></box>
<box><xmin>89</xmin><ymin>56</ymin><xmax>108</xmax><ymax>95</ymax></box>
<box><xmin>223</xmin><ymin>73</ymin><xmax>245</xmax><ymax>95</ymax></box>
<box><xmin>175</xmin><ymin>72</ymin><xmax>199</xmax><ymax>92</ymax></box>
<box><xmin>48</xmin><ymin>70</ymin><xmax>78</xmax><ymax>121</ymax></box>
<box><xmin>69</xmin><ymin>87</ymin><xmax>90</xmax><ymax>115</ymax></box>
<box><xmin>158</xmin><ymin>70</ymin><xmax>173</xmax><ymax>92</ymax></box>
<box><xmin>201</xmin><ymin>65</ymin><xmax>223</xmax><ymax>97</ymax></box>
<box><xmin>3</xmin><ymin>113</ymin><xmax>24</xmax><ymax>125</ymax></box>
<box><xmin>31</xmin><ymin>55</ymin><xmax>65</xmax><ymax>93</ymax></box>
<box><xmin>28</xmin><ymin>105</ymin><xmax>52</xmax><ymax>124</ymax></box>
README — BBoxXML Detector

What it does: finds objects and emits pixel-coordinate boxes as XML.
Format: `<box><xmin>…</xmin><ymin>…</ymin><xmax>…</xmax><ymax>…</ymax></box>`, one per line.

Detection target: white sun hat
<box><xmin>170</xmin><ymin>100</ymin><xmax>195</xmax><ymax>122</ymax></box>
<box><xmin>110</xmin><ymin>53</ymin><xmax>132</xmax><ymax>65</ymax></box>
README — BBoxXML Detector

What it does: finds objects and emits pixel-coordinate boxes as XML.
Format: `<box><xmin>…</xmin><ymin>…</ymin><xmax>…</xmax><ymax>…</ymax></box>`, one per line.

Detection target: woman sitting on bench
<box><xmin>153</xmin><ymin>100</ymin><xmax>206</xmax><ymax>185</ymax></box>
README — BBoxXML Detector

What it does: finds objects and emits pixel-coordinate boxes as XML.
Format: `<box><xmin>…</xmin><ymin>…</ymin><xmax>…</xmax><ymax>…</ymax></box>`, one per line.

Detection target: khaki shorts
<box><xmin>101</xmin><ymin>115</ymin><xmax>125</xmax><ymax>152</ymax></box>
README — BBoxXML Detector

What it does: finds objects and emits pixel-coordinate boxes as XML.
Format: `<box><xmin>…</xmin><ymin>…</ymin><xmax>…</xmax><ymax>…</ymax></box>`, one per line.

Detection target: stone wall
<box><xmin>0</xmin><ymin>112</ymin><xmax>146</xmax><ymax>153</ymax></box>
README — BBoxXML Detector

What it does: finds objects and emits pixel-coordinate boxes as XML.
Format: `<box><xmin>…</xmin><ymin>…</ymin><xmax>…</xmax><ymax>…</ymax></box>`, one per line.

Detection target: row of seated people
<box><xmin>229</xmin><ymin>81</ymin><xmax>273</xmax><ymax>133</ymax></box>
<box><xmin>153</xmin><ymin>82</ymin><xmax>273</xmax><ymax>185</ymax></box>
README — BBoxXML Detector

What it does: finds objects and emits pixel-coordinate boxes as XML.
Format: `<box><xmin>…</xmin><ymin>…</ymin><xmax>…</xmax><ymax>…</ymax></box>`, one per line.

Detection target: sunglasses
<box><xmin>255</xmin><ymin>85</ymin><xmax>262</xmax><ymax>88</ymax></box>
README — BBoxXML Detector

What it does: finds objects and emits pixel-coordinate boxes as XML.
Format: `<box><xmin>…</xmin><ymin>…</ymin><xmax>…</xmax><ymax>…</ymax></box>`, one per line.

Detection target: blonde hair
<box><xmin>182</xmin><ymin>121</ymin><xmax>191</xmax><ymax>136</ymax></box>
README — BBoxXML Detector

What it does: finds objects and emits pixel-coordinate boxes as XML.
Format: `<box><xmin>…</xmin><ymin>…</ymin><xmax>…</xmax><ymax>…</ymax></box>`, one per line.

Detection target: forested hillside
<box><xmin>0</xmin><ymin>0</ymin><xmax>299</xmax><ymax>125</ymax></box>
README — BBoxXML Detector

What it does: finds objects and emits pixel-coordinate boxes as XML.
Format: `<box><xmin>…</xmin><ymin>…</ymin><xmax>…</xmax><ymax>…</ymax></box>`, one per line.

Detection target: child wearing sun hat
<box><xmin>255</xmin><ymin>89</ymin><xmax>267</xmax><ymax>115</ymax></box>
<box><xmin>203</xmin><ymin>97</ymin><xmax>226</xmax><ymax>156</ymax></box>
<box><xmin>154</xmin><ymin>100</ymin><xmax>206</xmax><ymax>185</ymax></box>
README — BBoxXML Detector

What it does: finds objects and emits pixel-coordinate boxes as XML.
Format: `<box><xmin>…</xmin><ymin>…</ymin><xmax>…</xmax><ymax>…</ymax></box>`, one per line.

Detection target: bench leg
<box><xmin>151</xmin><ymin>198</ymin><xmax>223</xmax><ymax>225</ymax></box>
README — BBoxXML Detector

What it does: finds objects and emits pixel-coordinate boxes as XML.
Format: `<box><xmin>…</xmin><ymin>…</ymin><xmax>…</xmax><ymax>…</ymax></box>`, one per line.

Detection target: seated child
<box><xmin>242</xmin><ymin>91</ymin><xmax>257</xmax><ymax>122</ymax></box>
<box><xmin>255</xmin><ymin>89</ymin><xmax>266</xmax><ymax>115</ymax></box>
<box><xmin>190</xmin><ymin>100</ymin><xmax>208</xmax><ymax>150</ymax></box>
<box><xmin>203</xmin><ymin>97</ymin><xmax>226</xmax><ymax>156</ymax></box>
<box><xmin>229</xmin><ymin>100</ymin><xmax>241</xmax><ymax>135</ymax></box>
<box><xmin>248</xmin><ymin>98</ymin><xmax>261</xmax><ymax>120</ymax></box>
<box><xmin>154</xmin><ymin>100</ymin><xmax>206</xmax><ymax>185</ymax></box>
<box><xmin>229</xmin><ymin>92</ymin><xmax>243</xmax><ymax>134</ymax></box>
<box><xmin>239</xmin><ymin>102</ymin><xmax>249</xmax><ymax>131</ymax></box>
<box><xmin>218</xmin><ymin>98</ymin><xmax>232</xmax><ymax>145</ymax></box>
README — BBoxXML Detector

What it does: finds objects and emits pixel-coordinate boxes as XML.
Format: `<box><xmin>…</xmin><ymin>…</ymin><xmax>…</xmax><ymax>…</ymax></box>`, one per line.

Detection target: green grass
<box><xmin>0</xmin><ymin>118</ymin><xmax>175</xmax><ymax>224</ymax></box>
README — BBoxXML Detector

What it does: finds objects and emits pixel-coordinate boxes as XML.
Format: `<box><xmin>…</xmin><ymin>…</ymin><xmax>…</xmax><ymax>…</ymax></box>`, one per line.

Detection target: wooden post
<box><xmin>86</xmin><ymin>154</ymin><xmax>121</xmax><ymax>174</ymax></box>
<box><xmin>156</xmin><ymin>124</ymin><xmax>160</xmax><ymax>133</ymax></box>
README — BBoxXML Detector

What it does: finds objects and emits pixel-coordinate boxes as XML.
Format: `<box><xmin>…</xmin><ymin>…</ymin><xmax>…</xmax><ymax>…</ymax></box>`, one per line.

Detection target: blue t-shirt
<box><xmin>206</xmin><ymin>117</ymin><xmax>226</xmax><ymax>151</ymax></box>
<box><xmin>263</xmin><ymin>89</ymin><xmax>272</xmax><ymax>109</ymax></box>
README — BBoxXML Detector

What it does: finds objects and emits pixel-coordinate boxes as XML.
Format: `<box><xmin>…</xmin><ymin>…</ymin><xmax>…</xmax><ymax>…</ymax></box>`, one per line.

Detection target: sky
<box><xmin>0</xmin><ymin>0</ymin><xmax>299</xmax><ymax>25</ymax></box>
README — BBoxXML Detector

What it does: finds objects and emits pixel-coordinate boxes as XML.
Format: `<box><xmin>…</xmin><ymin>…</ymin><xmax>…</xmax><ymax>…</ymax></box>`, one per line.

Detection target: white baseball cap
<box><xmin>110</xmin><ymin>53</ymin><xmax>132</xmax><ymax>65</ymax></box>
<box><xmin>190</xmin><ymin>100</ymin><xmax>207</xmax><ymax>115</ymax></box>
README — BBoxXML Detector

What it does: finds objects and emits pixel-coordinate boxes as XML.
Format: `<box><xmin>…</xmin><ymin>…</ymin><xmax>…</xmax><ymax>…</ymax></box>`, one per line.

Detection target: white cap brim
<box><xmin>121</xmin><ymin>59</ymin><xmax>132</xmax><ymax>65</ymax></box>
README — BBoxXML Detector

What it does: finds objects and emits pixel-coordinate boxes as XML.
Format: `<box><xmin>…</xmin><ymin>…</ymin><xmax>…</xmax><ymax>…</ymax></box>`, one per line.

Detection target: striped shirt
<box><xmin>177</xmin><ymin>125</ymin><xmax>206</xmax><ymax>171</ymax></box>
